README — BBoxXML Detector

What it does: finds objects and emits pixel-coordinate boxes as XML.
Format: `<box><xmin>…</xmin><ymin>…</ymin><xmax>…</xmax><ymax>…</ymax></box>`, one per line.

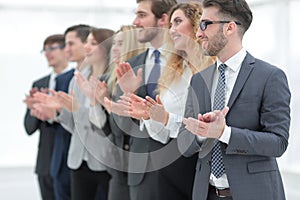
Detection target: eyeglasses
<box><xmin>40</xmin><ymin>45</ymin><xmax>65</xmax><ymax>53</ymax></box>
<box><xmin>199</xmin><ymin>20</ymin><xmax>241</xmax><ymax>31</ymax></box>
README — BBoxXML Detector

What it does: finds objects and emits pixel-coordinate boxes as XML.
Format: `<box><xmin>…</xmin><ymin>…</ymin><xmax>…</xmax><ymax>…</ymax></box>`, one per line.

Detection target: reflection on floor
<box><xmin>0</xmin><ymin>167</ymin><xmax>299</xmax><ymax>199</ymax></box>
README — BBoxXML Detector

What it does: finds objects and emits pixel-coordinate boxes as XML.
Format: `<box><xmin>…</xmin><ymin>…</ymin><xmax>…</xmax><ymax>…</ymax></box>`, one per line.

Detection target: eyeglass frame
<box><xmin>40</xmin><ymin>44</ymin><xmax>65</xmax><ymax>54</ymax></box>
<box><xmin>199</xmin><ymin>20</ymin><xmax>242</xmax><ymax>31</ymax></box>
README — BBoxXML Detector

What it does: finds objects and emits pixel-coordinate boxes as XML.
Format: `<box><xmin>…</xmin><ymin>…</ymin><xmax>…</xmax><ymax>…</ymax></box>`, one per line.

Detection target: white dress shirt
<box><xmin>144</xmin><ymin>47</ymin><xmax>167</xmax><ymax>84</ymax></box>
<box><xmin>209</xmin><ymin>48</ymin><xmax>247</xmax><ymax>188</ymax></box>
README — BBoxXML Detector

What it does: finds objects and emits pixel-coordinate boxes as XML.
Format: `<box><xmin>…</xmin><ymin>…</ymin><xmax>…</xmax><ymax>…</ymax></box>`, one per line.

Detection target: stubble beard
<box><xmin>203</xmin><ymin>27</ymin><xmax>227</xmax><ymax>57</ymax></box>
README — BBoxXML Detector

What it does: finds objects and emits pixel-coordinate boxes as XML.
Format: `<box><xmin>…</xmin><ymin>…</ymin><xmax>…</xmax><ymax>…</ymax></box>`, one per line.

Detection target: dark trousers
<box><xmin>38</xmin><ymin>174</ymin><xmax>55</xmax><ymax>200</ymax></box>
<box><xmin>129</xmin><ymin>171</ymin><xmax>159</xmax><ymax>200</ymax></box>
<box><xmin>71</xmin><ymin>161</ymin><xmax>111</xmax><ymax>200</ymax></box>
<box><xmin>52</xmin><ymin>173</ymin><xmax>71</xmax><ymax>200</ymax></box>
<box><xmin>157</xmin><ymin>155</ymin><xmax>197</xmax><ymax>200</ymax></box>
<box><xmin>108</xmin><ymin>172</ymin><xmax>130</xmax><ymax>200</ymax></box>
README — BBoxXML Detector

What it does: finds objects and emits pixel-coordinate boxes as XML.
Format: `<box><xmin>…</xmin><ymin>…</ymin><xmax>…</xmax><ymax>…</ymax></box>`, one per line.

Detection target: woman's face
<box><xmin>111</xmin><ymin>31</ymin><xmax>123</xmax><ymax>64</ymax></box>
<box><xmin>84</xmin><ymin>33</ymin><xmax>103</xmax><ymax>65</ymax></box>
<box><xmin>169</xmin><ymin>9</ymin><xmax>195</xmax><ymax>51</ymax></box>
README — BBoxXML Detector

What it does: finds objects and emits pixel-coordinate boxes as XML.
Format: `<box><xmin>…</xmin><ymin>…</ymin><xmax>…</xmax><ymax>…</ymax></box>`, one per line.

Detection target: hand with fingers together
<box><xmin>75</xmin><ymin>71</ymin><xmax>94</xmax><ymax>99</ymax></box>
<box><xmin>104</xmin><ymin>97</ymin><xmax>131</xmax><ymax>117</ymax></box>
<box><xmin>57</xmin><ymin>91</ymin><xmax>80</xmax><ymax>112</ymax></box>
<box><xmin>145</xmin><ymin>95</ymin><xmax>169</xmax><ymax>125</ymax></box>
<box><xmin>116</xmin><ymin>62</ymin><xmax>143</xmax><ymax>94</ymax></box>
<box><xmin>24</xmin><ymin>87</ymin><xmax>40</xmax><ymax>109</ymax></box>
<box><xmin>183</xmin><ymin>107</ymin><xmax>229</xmax><ymax>139</ymax></box>
<box><xmin>33</xmin><ymin>90</ymin><xmax>62</xmax><ymax>111</ymax></box>
<box><xmin>93</xmin><ymin>79</ymin><xmax>109</xmax><ymax>106</ymax></box>
<box><xmin>121</xmin><ymin>93</ymin><xmax>149</xmax><ymax>120</ymax></box>
<box><xmin>30</xmin><ymin>102</ymin><xmax>57</xmax><ymax>121</ymax></box>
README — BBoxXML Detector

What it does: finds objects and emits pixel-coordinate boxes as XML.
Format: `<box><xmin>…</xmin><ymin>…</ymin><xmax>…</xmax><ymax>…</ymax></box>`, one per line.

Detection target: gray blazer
<box><xmin>112</xmin><ymin>49</ymin><xmax>165</xmax><ymax>186</ymax></box>
<box><xmin>57</xmin><ymin>66</ymin><xmax>108</xmax><ymax>171</ymax></box>
<box><xmin>178</xmin><ymin>53</ymin><xmax>290</xmax><ymax>200</ymax></box>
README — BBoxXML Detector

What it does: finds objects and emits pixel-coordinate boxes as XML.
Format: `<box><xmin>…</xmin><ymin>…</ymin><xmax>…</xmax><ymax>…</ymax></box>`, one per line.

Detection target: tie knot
<box><xmin>218</xmin><ymin>64</ymin><xmax>226</xmax><ymax>72</ymax></box>
<box><xmin>153</xmin><ymin>50</ymin><xmax>160</xmax><ymax>64</ymax></box>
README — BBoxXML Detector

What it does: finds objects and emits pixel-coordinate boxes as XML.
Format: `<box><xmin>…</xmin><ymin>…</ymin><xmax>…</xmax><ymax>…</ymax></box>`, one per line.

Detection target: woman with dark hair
<box><xmin>53</xmin><ymin>27</ymin><xmax>115</xmax><ymax>200</ymax></box>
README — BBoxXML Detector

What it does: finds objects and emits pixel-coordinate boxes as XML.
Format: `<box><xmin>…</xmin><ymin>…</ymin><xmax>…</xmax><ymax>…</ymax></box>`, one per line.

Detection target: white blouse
<box><xmin>144</xmin><ymin>61</ymin><xmax>193</xmax><ymax>144</ymax></box>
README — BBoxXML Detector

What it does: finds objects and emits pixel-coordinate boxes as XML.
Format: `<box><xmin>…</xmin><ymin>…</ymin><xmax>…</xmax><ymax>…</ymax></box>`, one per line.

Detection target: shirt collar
<box><xmin>216</xmin><ymin>48</ymin><xmax>247</xmax><ymax>72</ymax></box>
<box><xmin>147</xmin><ymin>46</ymin><xmax>166</xmax><ymax>60</ymax></box>
<box><xmin>50</xmin><ymin>64</ymin><xmax>74</xmax><ymax>80</ymax></box>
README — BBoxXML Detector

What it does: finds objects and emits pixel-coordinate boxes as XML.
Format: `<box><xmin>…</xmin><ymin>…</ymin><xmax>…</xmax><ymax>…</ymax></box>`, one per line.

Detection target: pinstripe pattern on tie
<box><xmin>211</xmin><ymin>64</ymin><xmax>226</xmax><ymax>178</ymax></box>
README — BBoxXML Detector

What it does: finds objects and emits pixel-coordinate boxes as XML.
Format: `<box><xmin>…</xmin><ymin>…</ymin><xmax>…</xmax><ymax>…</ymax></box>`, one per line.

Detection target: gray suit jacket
<box><xmin>178</xmin><ymin>53</ymin><xmax>290</xmax><ymax>200</ymax></box>
<box><xmin>57</xmin><ymin>66</ymin><xmax>108</xmax><ymax>171</ymax></box>
<box><xmin>112</xmin><ymin>49</ymin><xmax>166</xmax><ymax>186</ymax></box>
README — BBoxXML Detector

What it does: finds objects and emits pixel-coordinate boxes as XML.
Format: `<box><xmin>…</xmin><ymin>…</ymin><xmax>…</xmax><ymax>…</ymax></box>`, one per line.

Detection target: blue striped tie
<box><xmin>211</xmin><ymin>64</ymin><xmax>226</xmax><ymax>178</ymax></box>
<box><xmin>147</xmin><ymin>50</ymin><xmax>161</xmax><ymax>99</ymax></box>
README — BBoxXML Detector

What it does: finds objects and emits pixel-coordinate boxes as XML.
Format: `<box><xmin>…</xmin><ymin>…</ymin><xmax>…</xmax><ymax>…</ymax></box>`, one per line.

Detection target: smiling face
<box><xmin>44</xmin><ymin>42</ymin><xmax>66</xmax><ymax>67</ymax></box>
<box><xmin>111</xmin><ymin>31</ymin><xmax>123</xmax><ymax>64</ymax></box>
<box><xmin>132</xmin><ymin>1</ymin><xmax>159</xmax><ymax>44</ymax></box>
<box><xmin>84</xmin><ymin>33</ymin><xmax>104</xmax><ymax>65</ymax></box>
<box><xmin>64</xmin><ymin>31</ymin><xmax>86</xmax><ymax>63</ymax></box>
<box><xmin>169</xmin><ymin>9</ymin><xmax>195</xmax><ymax>52</ymax></box>
<box><xmin>196</xmin><ymin>7</ymin><xmax>228</xmax><ymax>56</ymax></box>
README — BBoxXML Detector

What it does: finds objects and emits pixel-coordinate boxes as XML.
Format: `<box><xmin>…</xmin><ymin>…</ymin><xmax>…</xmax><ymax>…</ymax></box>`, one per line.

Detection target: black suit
<box><xmin>24</xmin><ymin>75</ymin><xmax>55</xmax><ymax>200</ymax></box>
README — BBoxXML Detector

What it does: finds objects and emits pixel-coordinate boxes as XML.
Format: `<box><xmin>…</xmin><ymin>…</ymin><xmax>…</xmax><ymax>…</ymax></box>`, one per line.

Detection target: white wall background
<box><xmin>0</xmin><ymin>0</ymin><xmax>299</xmax><ymax>175</ymax></box>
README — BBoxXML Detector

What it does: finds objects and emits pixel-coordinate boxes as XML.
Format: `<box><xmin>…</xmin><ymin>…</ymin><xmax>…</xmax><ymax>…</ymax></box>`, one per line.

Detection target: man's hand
<box><xmin>116</xmin><ymin>62</ymin><xmax>143</xmax><ymax>93</ymax></box>
<box><xmin>120</xmin><ymin>93</ymin><xmax>149</xmax><ymax>120</ymax></box>
<box><xmin>183</xmin><ymin>107</ymin><xmax>229</xmax><ymax>139</ymax></box>
<box><xmin>30</xmin><ymin>103</ymin><xmax>56</xmax><ymax>121</ymax></box>
<box><xmin>23</xmin><ymin>87</ymin><xmax>42</xmax><ymax>109</ymax></box>
<box><xmin>33</xmin><ymin>90</ymin><xmax>62</xmax><ymax>111</ymax></box>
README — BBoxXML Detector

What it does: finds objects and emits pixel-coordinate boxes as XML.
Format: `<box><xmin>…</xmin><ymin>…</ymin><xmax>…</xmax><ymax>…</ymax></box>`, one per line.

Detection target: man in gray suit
<box><xmin>178</xmin><ymin>0</ymin><xmax>291</xmax><ymax>199</ymax></box>
<box><xmin>111</xmin><ymin>0</ymin><xmax>177</xmax><ymax>200</ymax></box>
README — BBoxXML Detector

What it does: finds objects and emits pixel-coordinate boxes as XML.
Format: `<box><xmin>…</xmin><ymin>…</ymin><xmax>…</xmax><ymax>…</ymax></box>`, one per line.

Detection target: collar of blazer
<box><xmin>199</xmin><ymin>52</ymin><xmax>255</xmax><ymax>109</ymax></box>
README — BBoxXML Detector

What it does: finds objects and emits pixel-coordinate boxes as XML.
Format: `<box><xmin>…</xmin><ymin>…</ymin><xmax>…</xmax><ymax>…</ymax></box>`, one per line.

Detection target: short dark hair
<box><xmin>202</xmin><ymin>0</ymin><xmax>253</xmax><ymax>35</ymax></box>
<box><xmin>64</xmin><ymin>24</ymin><xmax>91</xmax><ymax>43</ymax></box>
<box><xmin>43</xmin><ymin>34</ymin><xmax>65</xmax><ymax>49</ymax></box>
<box><xmin>136</xmin><ymin>0</ymin><xmax>178</xmax><ymax>18</ymax></box>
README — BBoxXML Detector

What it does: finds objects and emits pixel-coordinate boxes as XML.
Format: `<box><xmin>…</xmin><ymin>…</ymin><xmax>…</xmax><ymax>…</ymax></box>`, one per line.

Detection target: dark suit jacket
<box><xmin>50</xmin><ymin>69</ymin><xmax>74</xmax><ymax>179</ymax></box>
<box><xmin>111</xmin><ymin>49</ymin><xmax>166</xmax><ymax>186</ymax></box>
<box><xmin>178</xmin><ymin>52</ymin><xmax>291</xmax><ymax>200</ymax></box>
<box><xmin>24</xmin><ymin>75</ymin><xmax>55</xmax><ymax>176</ymax></box>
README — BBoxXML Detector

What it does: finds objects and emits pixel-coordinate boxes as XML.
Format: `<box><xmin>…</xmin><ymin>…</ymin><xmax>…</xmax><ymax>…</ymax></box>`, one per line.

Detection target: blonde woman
<box><xmin>76</xmin><ymin>25</ymin><xmax>146</xmax><ymax>200</ymax></box>
<box><xmin>126</xmin><ymin>2</ymin><xmax>215</xmax><ymax>199</ymax></box>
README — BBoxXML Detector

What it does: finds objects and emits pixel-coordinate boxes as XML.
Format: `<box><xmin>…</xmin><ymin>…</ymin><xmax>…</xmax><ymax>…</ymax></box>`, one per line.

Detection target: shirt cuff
<box><xmin>197</xmin><ymin>135</ymin><xmax>206</xmax><ymax>143</ymax></box>
<box><xmin>166</xmin><ymin>113</ymin><xmax>183</xmax><ymax>138</ymax></box>
<box><xmin>219</xmin><ymin>125</ymin><xmax>231</xmax><ymax>144</ymax></box>
<box><xmin>140</xmin><ymin>119</ymin><xmax>145</xmax><ymax>131</ymax></box>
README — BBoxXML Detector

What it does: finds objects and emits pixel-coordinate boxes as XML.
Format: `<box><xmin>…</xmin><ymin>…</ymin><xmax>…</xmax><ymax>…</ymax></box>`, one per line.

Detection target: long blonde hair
<box><xmin>107</xmin><ymin>25</ymin><xmax>147</xmax><ymax>95</ymax></box>
<box><xmin>158</xmin><ymin>2</ymin><xmax>215</xmax><ymax>94</ymax></box>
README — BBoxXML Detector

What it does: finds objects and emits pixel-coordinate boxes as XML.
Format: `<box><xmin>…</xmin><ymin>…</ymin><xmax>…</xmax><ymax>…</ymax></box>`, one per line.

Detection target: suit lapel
<box><xmin>227</xmin><ymin>53</ymin><xmax>255</xmax><ymax>108</ymax></box>
<box><xmin>201</xmin><ymin>63</ymin><xmax>216</xmax><ymax>96</ymax></box>
<box><xmin>38</xmin><ymin>75</ymin><xmax>50</xmax><ymax>88</ymax></box>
